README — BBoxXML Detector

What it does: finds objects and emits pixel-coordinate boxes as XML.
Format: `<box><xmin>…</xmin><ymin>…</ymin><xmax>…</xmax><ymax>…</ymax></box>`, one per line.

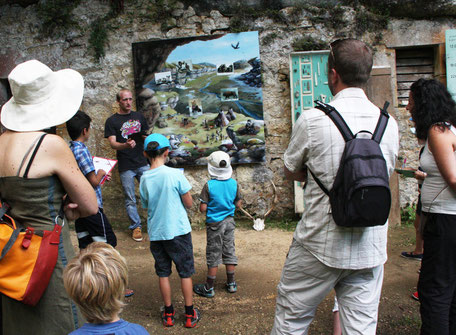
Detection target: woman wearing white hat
<box><xmin>0</xmin><ymin>60</ymin><xmax>98</xmax><ymax>334</ymax></box>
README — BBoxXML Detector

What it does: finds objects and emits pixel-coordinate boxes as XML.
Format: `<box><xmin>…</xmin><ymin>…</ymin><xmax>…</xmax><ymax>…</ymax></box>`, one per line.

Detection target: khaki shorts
<box><xmin>206</xmin><ymin>216</ymin><xmax>238</xmax><ymax>268</ymax></box>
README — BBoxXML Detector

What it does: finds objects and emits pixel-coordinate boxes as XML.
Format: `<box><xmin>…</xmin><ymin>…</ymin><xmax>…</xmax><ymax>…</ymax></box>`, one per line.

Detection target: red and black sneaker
<box><xmin>161</xmin><ymin>309</ymin><xmax>175</xmax><ymax>327</ymax></box>
<box><xmin>184</xmin><ymin>307</ymin><xmax>201</xmax><ymax>328</ymax></box>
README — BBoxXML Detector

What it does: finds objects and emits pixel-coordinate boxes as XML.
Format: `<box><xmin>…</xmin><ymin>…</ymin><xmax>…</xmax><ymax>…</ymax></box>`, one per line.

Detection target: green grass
<box><xmin>401</xmin><ymin>204</ymin><xmax>416</xmax><ymax>226</ymax></box>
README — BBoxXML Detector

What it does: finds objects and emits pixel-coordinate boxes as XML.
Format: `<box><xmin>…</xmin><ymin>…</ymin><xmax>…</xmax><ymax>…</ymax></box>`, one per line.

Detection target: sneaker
<box><xmin>124</xmin><ymin>288</ymin><xmax>134</xmax><ymax>297</ymax></box>
<box><xmin>184</xmin><ymin>307</ymin><xmax>201</xmax><ymax>328</ymax></box>
<box><xmin>161</xmin><ymin>309</ymin><xmax>175</xmax><ymax>327</ymax></box>
<box><xmin>132</xmin><ymin>227</ymin><xmax>143</xmax><ymax>242</ymax></box>
<box><xmin>193</xmin><ymin>284</ymin><xmax>214</xmax><ymax>298</ymax></box>
<box><xmin>401</xmin><ymin>251</ymin><xmax>423</xmax><ymax>261</ymax></box>
<box><xmin>226</xmin><ymin>282</ymin><xmax>237</xmax><ymax>293</ymax></box>
<box><xmin>412</xmin><ymin>291</ymin><xmax>419</xmax><ymax>301</ymax></box>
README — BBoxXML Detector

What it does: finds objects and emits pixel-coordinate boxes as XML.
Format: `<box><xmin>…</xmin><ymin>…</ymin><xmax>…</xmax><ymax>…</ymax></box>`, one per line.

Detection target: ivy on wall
<box><xmin>33</xmin><ymin>0</ymin><xmax>392</xmax><ymax>61</ymax></box>
<box><xmin>36</xmin><ymin>0</ymin><xmax>81</xmax><ymax>37</ymax></box>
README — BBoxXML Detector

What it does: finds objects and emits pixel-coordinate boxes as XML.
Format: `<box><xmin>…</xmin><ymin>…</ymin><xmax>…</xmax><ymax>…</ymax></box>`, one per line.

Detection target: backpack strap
<box><xmin>314</xmin><ymin>100</ymin><xmax>354</xmax><ymax>142</ymax></box>
<box><xmin>372</xmin><ymin>101</ymin><xmax>390</xmax><ymax>144</ymax></box>
<box><xmin>308</xmin><ymin>168</ymin><xmax>329</xmax><ymax>196</ymax></box>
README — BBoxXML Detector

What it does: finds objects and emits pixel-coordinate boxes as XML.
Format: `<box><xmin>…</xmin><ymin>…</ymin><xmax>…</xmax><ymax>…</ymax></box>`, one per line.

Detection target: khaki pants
<box><xmin>271</xmin><ymin>239</ymin><xmax>384</xmax><ymax>335</ymax></box>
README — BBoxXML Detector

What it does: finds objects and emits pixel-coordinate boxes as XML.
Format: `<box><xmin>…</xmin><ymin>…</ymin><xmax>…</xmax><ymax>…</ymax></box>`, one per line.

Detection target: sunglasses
<box><xmin>329</xmin><ymin>39</ymin><xmax>343</xmax><ymax>71</ymax></box>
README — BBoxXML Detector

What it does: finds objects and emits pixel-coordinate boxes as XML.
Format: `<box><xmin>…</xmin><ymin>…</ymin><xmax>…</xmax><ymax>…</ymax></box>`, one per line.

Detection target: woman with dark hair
<box><xmin>408</xmin><ymin>78</ymin><xmax>456</xmax><ymax>335</ymax></box>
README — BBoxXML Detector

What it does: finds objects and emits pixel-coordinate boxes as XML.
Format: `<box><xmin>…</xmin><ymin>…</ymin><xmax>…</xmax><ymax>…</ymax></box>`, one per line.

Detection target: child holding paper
<box><xmin>66</xmin><ymin>111</ymin><xmax>117</xmax><ymax>249</ymax></box>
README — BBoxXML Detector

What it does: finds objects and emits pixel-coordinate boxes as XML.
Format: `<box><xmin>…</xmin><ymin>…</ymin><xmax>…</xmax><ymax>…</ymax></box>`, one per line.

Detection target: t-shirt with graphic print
<box><xmin>104</xmin><ymin>111</ymin><xmax>149</xmax><ymax>172</ymax></box>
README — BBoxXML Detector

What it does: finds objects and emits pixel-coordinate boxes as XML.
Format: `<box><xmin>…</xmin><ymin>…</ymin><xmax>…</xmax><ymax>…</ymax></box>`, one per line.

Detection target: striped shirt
<box><xmin>69</xmin><ymin>141</ymin><xmax>103</xmax><ymax>208</ymax></box>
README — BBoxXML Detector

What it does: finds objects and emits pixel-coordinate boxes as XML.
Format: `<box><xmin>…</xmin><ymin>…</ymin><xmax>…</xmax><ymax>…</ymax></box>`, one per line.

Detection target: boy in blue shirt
<box><xmin>64</xmin><ymin>242</ymin><xmax>149</xmax><ymax>335</ymax></box>
<box><xmin>66</xmin><ymin>110</ymin><xmax>117</xmax><ymax>249</ymax></box>
<box><xmin>193</xmin><ymin>151</ymin><xmax>242</xmax><ymax>298</ymax></box>
<box><xmin>140</xmin><ymin>133</ymin><xmax>200</xmax><ymax>328</ymax></box>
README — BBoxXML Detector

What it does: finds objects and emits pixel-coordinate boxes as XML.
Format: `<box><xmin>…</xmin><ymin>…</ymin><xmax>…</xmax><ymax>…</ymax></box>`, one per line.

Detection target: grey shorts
<box><xmin>206</xmin><ymin>216</ymin><xmax>238</xmax><ymax>268</ymax></box>
<box><xmin>149</xmin><ymin>232</ymin><xmax>195</xmax><ymax>278</ymax></box>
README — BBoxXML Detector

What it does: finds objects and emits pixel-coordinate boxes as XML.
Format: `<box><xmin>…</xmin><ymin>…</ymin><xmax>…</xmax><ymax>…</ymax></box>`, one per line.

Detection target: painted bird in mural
<box><xmin>231</xmin><ymin>42</ymin><xmax>240</xmax><ymax>49</ymax></box>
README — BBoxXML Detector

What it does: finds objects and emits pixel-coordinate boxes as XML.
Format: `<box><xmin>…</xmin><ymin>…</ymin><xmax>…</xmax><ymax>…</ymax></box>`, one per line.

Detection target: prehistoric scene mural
<box><xmin>132</xmin><ymin>31</ymin><xmax>264</xmax><ymax>167</ymax></box>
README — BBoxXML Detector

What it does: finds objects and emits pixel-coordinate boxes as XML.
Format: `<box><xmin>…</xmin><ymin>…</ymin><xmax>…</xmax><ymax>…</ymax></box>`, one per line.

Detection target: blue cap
<box><xmin>144</xmin><ymin>133</ymin><xmax>170</xmax><ymax>151</ymax></box>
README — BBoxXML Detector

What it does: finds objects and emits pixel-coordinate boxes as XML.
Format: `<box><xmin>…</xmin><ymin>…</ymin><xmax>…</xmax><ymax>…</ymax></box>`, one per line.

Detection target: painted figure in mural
<box><xmin>169</xmin><ymin>134</ymin><xmax>181</xmax><ymax>149</ymax></box>
<box><xmin>238</xmin><ymin>119</ymin><xmax>258</xmax><ymax>135</ymax></box>
<box><xmin>227</xmin><ymin>107</ymin><xmax>237</xmax><ymax>121</ymax></box>
<box><xmin>104</xmin><ymin>88</ymin><xmax>150</xmax><ymax>243</ymax></box>
<box><xmin>214</xmin><ymin>110</ymin><xmax>229</xmax><ymax>128</ymax></box>
<box><xmin>271</xmin><ymin>39</ymin><xmax>399</xmax><ymax>335</ymax></box>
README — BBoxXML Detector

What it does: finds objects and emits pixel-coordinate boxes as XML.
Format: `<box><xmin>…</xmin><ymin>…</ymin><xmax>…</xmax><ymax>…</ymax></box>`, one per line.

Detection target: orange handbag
<box><xmin>0</xmin><ymin>202</ymin><xmax>63</xmax><ymax>306</ymax></box>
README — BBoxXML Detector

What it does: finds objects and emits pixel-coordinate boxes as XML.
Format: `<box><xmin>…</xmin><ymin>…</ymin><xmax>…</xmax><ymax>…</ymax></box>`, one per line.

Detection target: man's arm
<box><xmin>107</xmin><ymin>135</ymin><xmax>136</xmax><ymax>150</ymax></box>
<box><xmin>284</xmin><ymin>165</ymin><xmax>307</xmax><ymax>182</ymax></box>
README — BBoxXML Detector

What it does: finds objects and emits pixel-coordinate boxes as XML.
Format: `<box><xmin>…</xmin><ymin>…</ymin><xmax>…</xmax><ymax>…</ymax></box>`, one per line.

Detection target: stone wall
<box><xmin>1</xmin><ymin>0</ymin><xmax>455</xmax><ymax>226</ymax></box>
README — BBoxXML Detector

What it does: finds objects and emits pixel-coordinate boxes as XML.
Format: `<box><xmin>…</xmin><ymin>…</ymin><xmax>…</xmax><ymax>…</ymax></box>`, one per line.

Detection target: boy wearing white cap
<box><xmin>193</xmin><ymin>151</ymin><xmax>242</xmax><ymax>298</ymax></box>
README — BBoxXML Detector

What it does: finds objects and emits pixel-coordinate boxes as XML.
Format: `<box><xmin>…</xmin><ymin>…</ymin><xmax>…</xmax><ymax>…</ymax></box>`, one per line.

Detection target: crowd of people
<box><xmin>0</xmin><ymin>37</ymin><xmax>455</xmax><ymax>335</ymax></box>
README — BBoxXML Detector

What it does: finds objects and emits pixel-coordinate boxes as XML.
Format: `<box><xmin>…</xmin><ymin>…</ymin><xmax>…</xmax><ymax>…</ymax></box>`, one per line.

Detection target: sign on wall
<box><xmin>289</xmin><ymin>51</ymin><xmax>333</xmax><ymax>213</ymax></box>
<box><xmin>446</xmin><ymin>30</ymin><xmax>456</xmax><ymax>102</ymax></box>
<box><xmin>132</xmin><ymin>31</ymin><xmax>265</xmax><ymax>167</ymax></box>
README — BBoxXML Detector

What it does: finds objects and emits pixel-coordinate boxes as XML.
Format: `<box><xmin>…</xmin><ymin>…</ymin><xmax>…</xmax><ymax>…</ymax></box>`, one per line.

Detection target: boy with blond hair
<box><xmin>63</xmin><ymin>242</ymin><xmax>148</xmax><ymax>334</ymax></box>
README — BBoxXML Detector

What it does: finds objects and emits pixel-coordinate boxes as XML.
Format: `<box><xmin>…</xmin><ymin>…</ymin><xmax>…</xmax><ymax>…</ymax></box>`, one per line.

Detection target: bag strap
<box><xmin>0</xmin><ymin>201</ymin><xmax>9</xmax><ymax>219</ymax></box>
<box><xmin>314</xmin><ymin>100</ymin><xmax>354</xmax><ymax>142</ymax></box>
<box><xmin>22</xmin><ymin>133</ymin><xmax>47</xmax><ymax>179</ymax></box>
<box><xmin>0</xmin><ymin>228</ymin><xmax>20</xmax><ymax>261</ymax></box>
<box><xmin>372</xmin><ymin>101</ymin><xmax>390</xmax><ymax>143</ymax></box>
<box><xmin>308</xmin><ymin>168</ymin><xmax>329</xmax><ymax>196</ymax></box>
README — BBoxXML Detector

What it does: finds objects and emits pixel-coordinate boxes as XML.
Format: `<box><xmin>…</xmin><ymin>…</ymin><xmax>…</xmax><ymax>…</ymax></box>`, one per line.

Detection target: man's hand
<box><xmin>105</xmin><ymin>171</ymin><xmax>112</xmax><ymax>182</ymax></box>
<box><xmin>125</xmin><ymin>138</ymin><xmax>136</xmax><ymax>149</ymax></box>
<box><xmin>284</xmin><ymin>166</ymin><xmax>308</xmax><ymax>182</ymax></box>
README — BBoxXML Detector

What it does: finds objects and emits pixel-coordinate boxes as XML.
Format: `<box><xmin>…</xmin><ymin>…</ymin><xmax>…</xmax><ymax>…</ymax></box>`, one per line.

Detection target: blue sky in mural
<box><xmin>167</xmin><ymin>31</ymin><xmax>260</xmax><ymax>65</ymax></box>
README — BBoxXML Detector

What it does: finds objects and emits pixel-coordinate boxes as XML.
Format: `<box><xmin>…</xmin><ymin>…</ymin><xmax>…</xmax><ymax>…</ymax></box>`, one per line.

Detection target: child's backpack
<box><xmin>309</xmin><ymin>100</ymin><xmax>391</xmax><ymax>228</ymax></box>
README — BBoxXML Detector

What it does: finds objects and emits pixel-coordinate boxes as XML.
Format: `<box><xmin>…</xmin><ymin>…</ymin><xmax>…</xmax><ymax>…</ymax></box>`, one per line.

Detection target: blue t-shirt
<box><xmin>69</xmin><ymin>319</ymin><xmax>149</xmax><ymax>334</ymax></box>
<box><xmin>69</xmin><ymin>141</ymin><xmax>103</xmax><ymax>208</ymax></box>
<box><xmin>200</xmin><ymin>178</ymin><xmax>239</xmax><ymax>223</ymax></box>
<box><xmin>140</xmin><ymin>165</ymin><xmax>192</xmax><ymax>241</ymax></box>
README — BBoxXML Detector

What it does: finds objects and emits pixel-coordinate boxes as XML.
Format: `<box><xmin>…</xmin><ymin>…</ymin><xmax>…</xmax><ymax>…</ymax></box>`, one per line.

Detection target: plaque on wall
<box><xmin>289</xmin><ymin>51</ymin><xmax>333</xmax><ymax>213</ymax></box>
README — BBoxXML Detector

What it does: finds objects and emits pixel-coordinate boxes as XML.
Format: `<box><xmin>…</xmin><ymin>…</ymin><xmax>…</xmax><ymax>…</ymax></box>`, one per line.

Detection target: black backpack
<box><xmin>309</xmin><ymin>100</ymin><xmax>391</xmax><ymax>228</ymax></box>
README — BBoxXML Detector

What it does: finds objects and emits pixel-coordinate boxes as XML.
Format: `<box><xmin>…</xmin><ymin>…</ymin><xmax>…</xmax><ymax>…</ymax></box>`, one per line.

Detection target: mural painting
<box><xmin>132</xmin><ymin>31</ymin><xmax>264</xmax><ymax>167</ymax></box>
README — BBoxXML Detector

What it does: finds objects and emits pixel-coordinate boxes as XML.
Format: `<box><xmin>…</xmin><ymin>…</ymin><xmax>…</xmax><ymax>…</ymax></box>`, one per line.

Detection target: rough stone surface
<box><xmin>1</xmin><ymin>1</ymin><xmax>455</xmax><ymax>225</ymax></box>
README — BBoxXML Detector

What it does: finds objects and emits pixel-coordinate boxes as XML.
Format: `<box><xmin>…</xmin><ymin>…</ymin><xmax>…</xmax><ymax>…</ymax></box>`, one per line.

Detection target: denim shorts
<box><xmin>150</xmin><ymin>232</ymin><xmax>195</xmax><ymax>278</ymax></box>
<box><xmin>206</xmin><ymin>216</ymin><xmax>238</xmax><ymax>268</ymax></box>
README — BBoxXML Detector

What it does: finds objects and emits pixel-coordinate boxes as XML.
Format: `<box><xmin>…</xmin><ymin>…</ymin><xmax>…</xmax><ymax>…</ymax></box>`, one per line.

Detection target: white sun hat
<box><xmin>1</xmin><ymin>59</ymin><xmax>84</xmax><ymax>132</ymax></box>
<box><xmin>207</xmin><ymin>151</ymin><xmax>233</xmax><ymax>180</ymax></box>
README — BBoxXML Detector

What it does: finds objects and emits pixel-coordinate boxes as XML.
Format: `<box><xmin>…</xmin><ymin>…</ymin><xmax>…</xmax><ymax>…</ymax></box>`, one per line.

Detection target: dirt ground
<box><xmin>72</xmin><ymin>223</ymin><xmax>422</xmax><ymax>334</ymax></box>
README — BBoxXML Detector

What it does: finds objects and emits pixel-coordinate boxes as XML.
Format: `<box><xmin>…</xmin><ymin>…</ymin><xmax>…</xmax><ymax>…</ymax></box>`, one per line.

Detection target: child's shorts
<box><xmin>149</xmin><ymin>232</ymin><xmax>195</xmax><ymax>278</ymax></box>
<box><xmin>206</xmin><ymin>216</ymin><xmax>238</xmax><ymax>268</ymax></box>
<box><xmin>75</xmin><ymin>208</ymin><xmax>117</xmax><ymax>249</ymax></box>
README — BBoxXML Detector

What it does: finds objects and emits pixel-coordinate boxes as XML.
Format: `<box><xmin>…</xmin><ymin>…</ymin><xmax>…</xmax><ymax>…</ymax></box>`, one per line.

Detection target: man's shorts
<box><xmin>206</xmin><ymin>216</ymin><xmax>238</xmax><ymax>268</ymax></box>
<box><xmin>149</xmin><ymin>232</ymin><xmax>195</xmax><ymax>278</ymax></box>
<box><xmin>75</xmin><ymin>208</ymin><xmax>117</xmax><ymax>249</ymax></box>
